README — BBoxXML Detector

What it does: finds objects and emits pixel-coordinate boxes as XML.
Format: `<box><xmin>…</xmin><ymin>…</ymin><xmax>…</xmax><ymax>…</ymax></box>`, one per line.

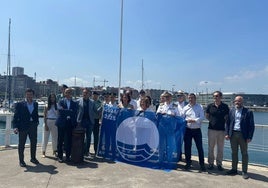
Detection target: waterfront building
<box><xmin>35</xmin><ymin>79</ymin><xmax>59</xmax><ymax>98</ymax></box>
<box><xmin>196</xmin><ymin>92</ymin><xmax>268</xmax><ymax>110</ymax></box>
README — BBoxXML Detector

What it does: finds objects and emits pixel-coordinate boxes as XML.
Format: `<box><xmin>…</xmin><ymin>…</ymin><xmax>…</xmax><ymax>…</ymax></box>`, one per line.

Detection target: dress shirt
<box><xmin>234</xmin><ymin>108</ymin><xmax>242</xmax><ymax>131</ymax></box>
<box><xmin>156</xmin><ymin>102</ymin><xmax>179</xmax><ymax>116</ymax></box>
<box><xmin>27</xmin><ymin>101</ymin><xmax>34</xmax><ymax>114</ymax></box>
<box><xmin>183</xmin><ymin>103</ymin><xmax>204</xmax><ymax>129</ymax></box>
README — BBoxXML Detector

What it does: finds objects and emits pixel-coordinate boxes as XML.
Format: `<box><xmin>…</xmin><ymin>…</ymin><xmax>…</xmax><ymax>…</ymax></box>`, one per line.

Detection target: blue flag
<box><xmin>97</xmin><ymin>106</ymin><xmax>186</xmax><ymax>169</ymax></box>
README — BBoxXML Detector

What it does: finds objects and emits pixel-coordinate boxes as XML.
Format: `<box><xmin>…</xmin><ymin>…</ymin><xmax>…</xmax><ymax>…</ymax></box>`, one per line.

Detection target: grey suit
<box><xmin>77</xmin><ymin>98</ymin><xmax>95</xmax><ymax>154</ymax></box>
<box><xmin>77</xmin><ymin>98</ymin><xmax>94</xmax><ymax>126</ymax></box>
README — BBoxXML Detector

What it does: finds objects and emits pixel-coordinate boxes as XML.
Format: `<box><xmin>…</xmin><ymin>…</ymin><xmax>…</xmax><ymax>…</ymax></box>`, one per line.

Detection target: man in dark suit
<box><xmin>225</xmin><ymin>96</ymin><xmax>255</xmax><ymax>179</ymax></box>
<box><xmin>13</xmin><ymin>88</ymin><xmax>39</xmax><ymax>167</ymax></box>
<box><xmin>76</xmin><ymin>88</ymin><xmax>95</xmax><ymax>156</ymax></box>
<box><xmin>56</xmin><ymin>88</ymin><xmax>78</xmax><ymax>162</ymax></box>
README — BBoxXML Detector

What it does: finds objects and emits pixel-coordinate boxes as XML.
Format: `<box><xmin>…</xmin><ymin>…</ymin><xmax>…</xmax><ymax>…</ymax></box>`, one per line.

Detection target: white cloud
<box><xmin>198</xmin><ymin>81</ymin><xmax>221</xmax><ymax>86</ymax></box>
<box><xmin>63</xmin><ymin>76</ymin><xmax>91</xmax><ymax>87</ymax></box>
<box><xmin>224</xmin><ymin>66</ymin><xmax>268</xmax><ymax>82</ymax></box>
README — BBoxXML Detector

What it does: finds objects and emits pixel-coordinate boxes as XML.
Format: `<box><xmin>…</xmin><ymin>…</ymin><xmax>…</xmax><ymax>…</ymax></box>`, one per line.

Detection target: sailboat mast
<box><xmin>6</xmin><ymin>18</ymin><xmax>11</xmax><ymax>109</ymax></box>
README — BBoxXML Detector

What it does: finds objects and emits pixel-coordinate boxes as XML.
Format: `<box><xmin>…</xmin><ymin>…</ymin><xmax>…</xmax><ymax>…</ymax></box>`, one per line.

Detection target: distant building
<box><xmin>12</xmin><ymin>74</ymin><xmax>36</xmax><ymax>99</ymax></box>
<box><xmin>196</xmin><ymin>92</ymin><xmax>268</xmax><ymax>107</ymax></box>
<box><xmin>12</xmin><ymin>67</ymin><xmax>24</xmax><ymax>76</ymax></box>
<box><xmin>35</xmin><ymin>79</ymin><xmax>59</xmax><ymax>98</ymax></box>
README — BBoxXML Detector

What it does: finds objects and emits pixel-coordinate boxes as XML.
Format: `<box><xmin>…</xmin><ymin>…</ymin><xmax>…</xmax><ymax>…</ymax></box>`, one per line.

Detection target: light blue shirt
<box><xmin>26</xmin><ymin>101</ymin><xmax>34</xmax><ymax>114</ymax></box>
<box><xmin>234</xmin><ymin>108</ymin><xmax>242</xmax><ymax>131</ymax></box>
<box><xmin>66</xmin><ymin>99</ymin><xmax>70</xmax><ymax>109</ymax></box>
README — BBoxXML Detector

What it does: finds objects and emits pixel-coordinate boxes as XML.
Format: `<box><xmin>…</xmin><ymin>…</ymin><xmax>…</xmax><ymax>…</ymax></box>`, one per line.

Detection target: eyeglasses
<box><xmin>213</xmin><ymin>95</ymin><xmax>219</xmax><ymax>98</ymax></box>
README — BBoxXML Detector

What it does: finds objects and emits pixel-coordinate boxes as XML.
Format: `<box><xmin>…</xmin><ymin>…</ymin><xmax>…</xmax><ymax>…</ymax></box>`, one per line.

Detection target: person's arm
<box><xmin>193</xmin><ymin>105</ymin><xmax>204</xmax><ymax>124</ymax></box>
<box><xmin>44</xmin><ymin>105</ymin><xmax>49</xmax><ymax>131</ymax></box>
<box><xmin>247</xmin><ymin>110</ymin><xmax>255</xmax><ymax>142</ymax></box>
<box><xmin>205</xmin><ymin>105</ymin><xmax>210</xmax><ymax>120</ymax></box>
<box><xmin>225</xmin><ymin>110</ymin><xmax>231</xmax><ymax>140</ymax></box>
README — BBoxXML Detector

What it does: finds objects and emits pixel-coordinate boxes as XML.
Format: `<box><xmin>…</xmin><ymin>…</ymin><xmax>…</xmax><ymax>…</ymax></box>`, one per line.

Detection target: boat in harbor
<box><xmin>36</xmin><ymin>99</ymin><xmax>46</xmax><ymax>117</ymax></box>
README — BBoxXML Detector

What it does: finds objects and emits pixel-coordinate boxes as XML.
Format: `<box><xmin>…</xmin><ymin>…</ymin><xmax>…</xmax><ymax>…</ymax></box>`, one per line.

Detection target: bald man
<box><xmin>225</xmin><ymin>96</ymin><xmax>255</xmax><ymax>179</ymax></box>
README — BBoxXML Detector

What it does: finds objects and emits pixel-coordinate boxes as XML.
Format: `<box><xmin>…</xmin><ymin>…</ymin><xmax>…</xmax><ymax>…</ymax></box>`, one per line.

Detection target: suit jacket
<box><xmin>55</xmin><ymin>98</ymin><xmax>78</xmax><ymax>128</ymax></box>
<box><xmin>77</xmin><ymin>98</ymin><xmax>95</xmax><ymax>127</ymax></box>
<box><xmin>12</xmin><ymin>100</ymin><xmax>39</xmax><ymax>131</ymax></box>
<box><xmin>225</xmin><ymin>107</ymin><xmax>255</xmax><ymax>140</ymax></box>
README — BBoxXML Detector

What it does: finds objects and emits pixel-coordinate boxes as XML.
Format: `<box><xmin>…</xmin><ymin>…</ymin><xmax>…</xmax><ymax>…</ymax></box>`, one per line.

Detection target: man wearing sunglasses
<box><xmin>206</xmin><ymin>91</ymin><xmax>229</xmax><ymax>171</ymax></box>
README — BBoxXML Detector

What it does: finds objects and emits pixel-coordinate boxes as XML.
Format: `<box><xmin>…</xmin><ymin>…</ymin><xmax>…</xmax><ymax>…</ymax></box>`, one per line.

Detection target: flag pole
<box><xmin>118</xmin><ymin>0</ymin><xmax>124</xmax><ymax>102</ymax></box>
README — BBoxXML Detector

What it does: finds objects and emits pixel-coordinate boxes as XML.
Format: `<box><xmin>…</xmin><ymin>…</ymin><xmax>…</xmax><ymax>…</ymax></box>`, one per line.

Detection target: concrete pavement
<box><xmin>0</xmin><ymin>144</ymin><xmax>267</xmax><ymax>188</ymax></box>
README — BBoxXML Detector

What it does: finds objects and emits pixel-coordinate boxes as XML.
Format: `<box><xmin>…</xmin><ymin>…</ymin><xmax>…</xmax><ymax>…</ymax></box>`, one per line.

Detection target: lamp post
<box><xmin>172</xmin><ymin>84</ymin><xmax>175</xmax><ymax>93</ymax></box>
<box><xmin>204</xmin><ymin>81</ymin><xmax>208</xmax><ymax>106</ymax></box>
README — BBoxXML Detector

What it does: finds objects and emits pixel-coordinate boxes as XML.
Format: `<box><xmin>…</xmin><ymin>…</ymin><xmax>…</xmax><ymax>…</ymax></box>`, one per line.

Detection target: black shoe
<box><xmin>65</xmin><ymin>157</ymin><xmax>71</xmax><ymax>162</ymax></box>
<box><xmin>58</xmin><ymin>158</ymin><xmax>63</xmax><ymax>163</ymax></box>
<box><xmin>242</xmin><ymin>172</ymin><xmax>249</xmax><ymax>179</ymax></box>
<box><xmin>200</xmin><ymin>165</ymin><xmax>206</xmax><ymax>172</ymax></box>
<box><xmin>19</xmin><ymin>161</ymin><xmax>26</xmax><ymax>167</ymax></box>
<box><xmin>217</xmin><ymin>165</ymin><xmax>224</xmax><ymax>171</ymax></box>
<box><xmin>184</xmin><ymin>163</ymin><xmax>191</xmax><ymax>170</ymax></box>
<box><xmin>226</xmin><ymin>169</ymin><xmax>238</xmax><ymax>175</ymax></box>
<box><xmin>30</xmin><ymin>158</ymin><xmax>39</xmax><ymax>164</ymax></box>
<box><xmin>207</xmin><ymin>164</ymin><xmax>214</xmax><ymax>170</ymax></box>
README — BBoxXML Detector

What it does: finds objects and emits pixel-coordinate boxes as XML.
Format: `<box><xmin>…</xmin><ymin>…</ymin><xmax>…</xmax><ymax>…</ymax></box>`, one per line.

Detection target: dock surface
<box><xmin>0</xmin><ymin>145</ymin><xmax>267</xmax><ymax>188</ymax></box>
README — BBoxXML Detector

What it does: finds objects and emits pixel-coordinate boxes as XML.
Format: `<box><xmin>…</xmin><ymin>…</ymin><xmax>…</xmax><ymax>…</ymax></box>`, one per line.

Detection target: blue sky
<box><xmin>0</xmin><ymin>0</ymin><xmax>268</xmax><ymax>94</ymax></box>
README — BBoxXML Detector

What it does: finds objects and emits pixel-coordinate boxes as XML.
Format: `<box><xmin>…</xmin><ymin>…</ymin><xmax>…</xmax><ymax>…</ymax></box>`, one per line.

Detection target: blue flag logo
<box><xmin>97</xmin><ymin>106</ymin><xmax>186</xmax><ymax>169</ymax></box>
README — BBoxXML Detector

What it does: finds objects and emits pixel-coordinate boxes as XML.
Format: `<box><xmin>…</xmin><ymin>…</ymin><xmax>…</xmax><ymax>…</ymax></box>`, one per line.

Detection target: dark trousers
<box><xmin>57</xmin><ymin>125</ymin><xmax>72</xmax><ymax>159</ymax></box>
<box><xmin>85</xmin><ymin>119</ymin><xmax>100</xmax><ymax>153</ymax></box>
<box><xmin>93</xmin><ymin>119</ymin><xmax>100</xmax><ymax>153</ymax></box>
<box><xmin>230</xmin><ymin>131</ymin><xmax>248</xmax><ymax>172</ymax></box>
<box><xmin>83</xmin><ymin>119</ymin><xmax>93</xmax><ymax>154</ymax></box>
<box><xmin>18</xmin><ymin>124</ymin><xmax>38</xmax><ymax>162</ymax></box>
<box><xmin>184</xmin><ymin>128</ymin><xmax>205</xmax><ymax>166</ymax></box>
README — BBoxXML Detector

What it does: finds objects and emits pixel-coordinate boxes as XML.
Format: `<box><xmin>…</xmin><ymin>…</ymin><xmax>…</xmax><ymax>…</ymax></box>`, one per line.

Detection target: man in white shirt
<box><xmin>156</xmin><ymin>91</ymin><xmax>179</xmax><ymax>116</ymax></box>
<box><xmin>176</xmin><ymin>90</ymin><xmax>188</xmax><ymax>116</ymax></box>
<box><xmin>182</xmin><ymin>93</ymin><xmax>206</xmax><ymax>172</ymax></box>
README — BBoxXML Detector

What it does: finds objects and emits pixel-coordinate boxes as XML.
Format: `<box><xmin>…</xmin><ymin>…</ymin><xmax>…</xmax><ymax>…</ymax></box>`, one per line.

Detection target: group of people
<box><xmin>12</xmin><ymin>86</ymin><xmax>152</xmax><ymax>166</ymax></box>
<box><xmin>13</xmin><ymin>86</ymin><xmax>255</xmax><ymax>179</ymax></box>
<box><xmin>155</xmin><ymin>90</ymin><xmax>255</xmax><ymax>179</ymax></box>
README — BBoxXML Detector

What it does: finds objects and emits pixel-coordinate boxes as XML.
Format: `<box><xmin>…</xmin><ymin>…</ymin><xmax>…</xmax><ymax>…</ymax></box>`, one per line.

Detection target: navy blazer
<box><xmin>225</xmin><ymin>107</ymin><xmax>255</xmax><ymax>140</ymax></box>
<box><xmin>12</xmin><ymin>101</ymin><xmax>39</xmax><ymax>131</ymax></box>
<box><xmin>55</xmin><ymin>98</ymin><xmax>78</xmax><ymax>128</ymax></box>
<box><xmin>76</xmin><ymin>98</ymin><xmax>95</xmax><ymax>127</ymax></box>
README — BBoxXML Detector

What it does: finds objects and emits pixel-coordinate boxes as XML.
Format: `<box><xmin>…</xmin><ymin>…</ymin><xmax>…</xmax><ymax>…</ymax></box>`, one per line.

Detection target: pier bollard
<box><xmin>71</xmin><ymin>126</ymin><xmax>85</xmax><ymax>163</ymax></box>
<box><xmin>5</xmin><ymin>113</ymin><xmax>13</xmax><ymax>148</ymax></box>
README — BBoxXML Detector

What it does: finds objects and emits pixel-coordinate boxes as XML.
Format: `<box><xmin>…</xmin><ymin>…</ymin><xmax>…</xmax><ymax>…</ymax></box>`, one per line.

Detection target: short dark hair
<box><xmin>213</xmin><ymin>91</ymin><xmax>223</xmax><ymax>97</ymax></box>
<box><xmin>62</xmin><ymin>84</ymin><xmax>68</xmax><ymax>89</ymax></box>
<box><xmin>25</xmin><ymin>88</ymin><xmax>35</xmax><ymax>95</ymax></box>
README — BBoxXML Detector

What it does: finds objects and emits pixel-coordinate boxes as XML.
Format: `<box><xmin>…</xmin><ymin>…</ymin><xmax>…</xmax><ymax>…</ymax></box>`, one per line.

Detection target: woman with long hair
<box><xmin>118</xmin><ymin>93</ymin><xmax>134</xmax><ymax>109</ymax></box>
<box><xmin>41</xmin><ymin>93</ymin><xmax>58</xmax><ymax>157</ymax></box>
